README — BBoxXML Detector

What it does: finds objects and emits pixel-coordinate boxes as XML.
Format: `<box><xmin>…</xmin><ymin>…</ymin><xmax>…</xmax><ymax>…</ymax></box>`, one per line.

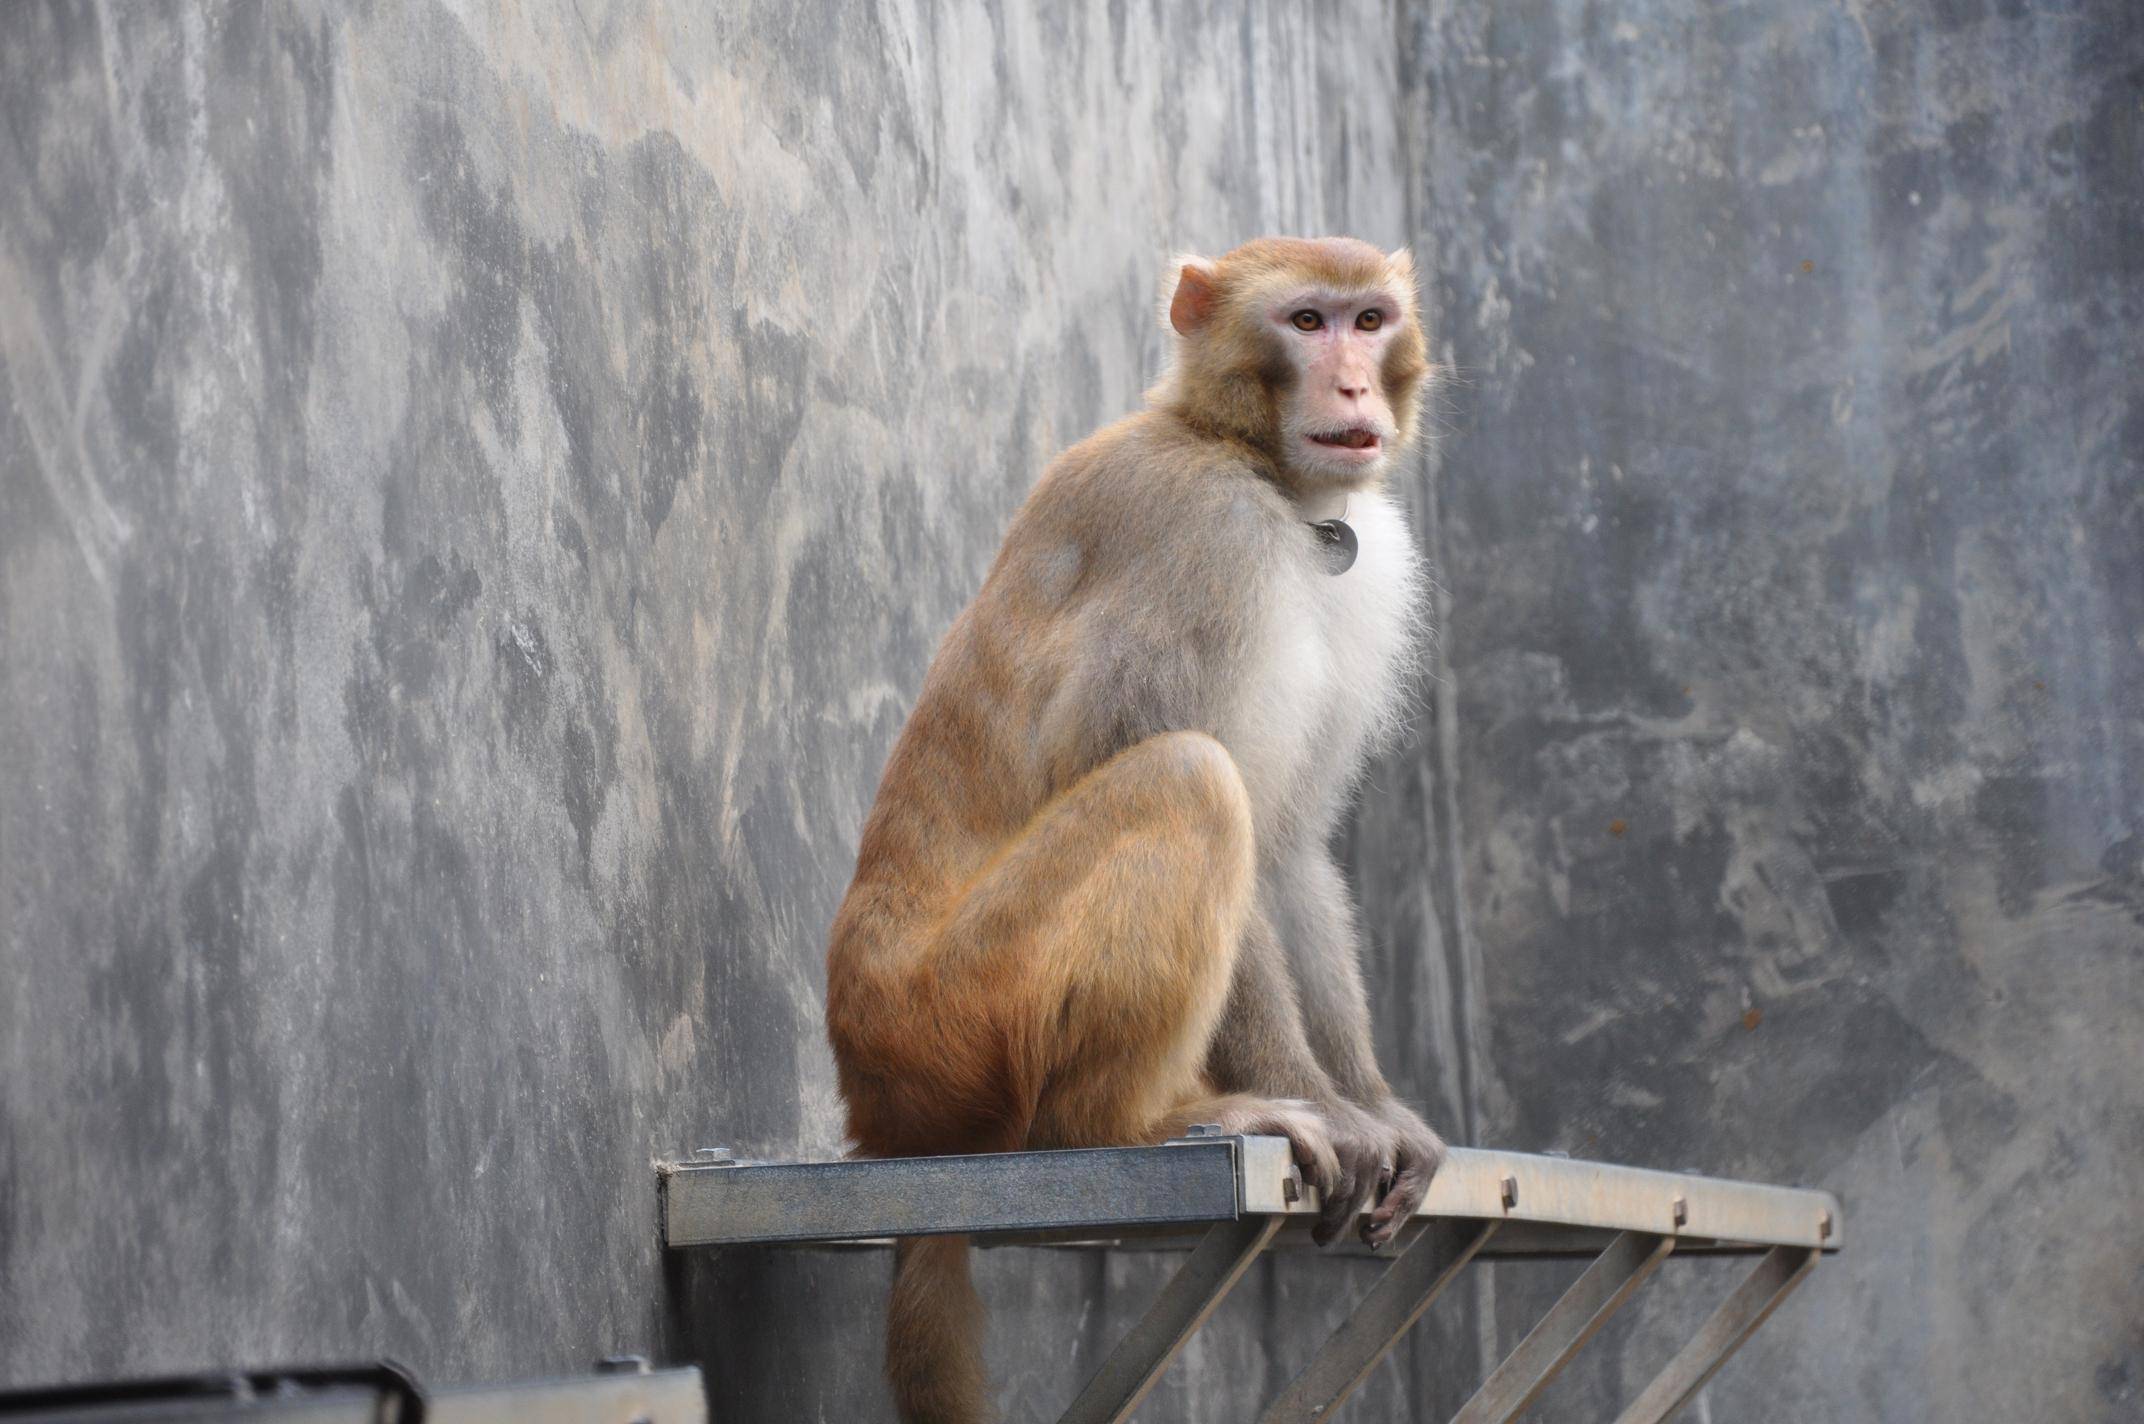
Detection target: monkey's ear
<box><xmin>1386</xmin><ymin>247</ymin><xmax>1417</xmax><ymax>278</ymax></box>
<box><xmin>1168</xmin><ymin>259</ymin><xmax>1219</xmax><ymax>336</ymax></box>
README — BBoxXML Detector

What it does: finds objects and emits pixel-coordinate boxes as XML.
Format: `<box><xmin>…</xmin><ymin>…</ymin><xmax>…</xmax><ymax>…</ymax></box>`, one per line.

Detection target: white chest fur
<box><xmin>1217</xmin><ymin>492</ymin><xmax>1423</xmax><ymax>850</ymax></box>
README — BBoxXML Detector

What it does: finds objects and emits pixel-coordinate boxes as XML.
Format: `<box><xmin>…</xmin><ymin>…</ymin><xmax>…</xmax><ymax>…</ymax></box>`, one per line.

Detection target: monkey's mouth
<box><xmin>1306</xmin><ymin>427</ymin><xmax>1384</xmax><ymax>458</ymax></box>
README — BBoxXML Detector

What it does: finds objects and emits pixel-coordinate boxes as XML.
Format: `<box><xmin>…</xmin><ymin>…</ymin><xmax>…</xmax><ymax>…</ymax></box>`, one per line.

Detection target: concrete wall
<box><xmin>1</xmin><ymin>1</ymin><xmax>1482</xmax><ymax>1419</ymax></box>
<box><xmin>1402</xmin><ymin>0</ymin><xmax>2143</xmax><ymax>1419</ymax></box>
<box><xmin>2</xmin><ymin>0</ymin><xmax>2137</xmax><ymax>1420</ymax></box>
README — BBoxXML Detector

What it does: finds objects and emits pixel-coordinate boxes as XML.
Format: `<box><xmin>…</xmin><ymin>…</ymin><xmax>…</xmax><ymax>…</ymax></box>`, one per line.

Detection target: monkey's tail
<box><xmin>887</xmin><ymin>1234</ymin><xmax>989</xmax><ymax>1423</ymax></box>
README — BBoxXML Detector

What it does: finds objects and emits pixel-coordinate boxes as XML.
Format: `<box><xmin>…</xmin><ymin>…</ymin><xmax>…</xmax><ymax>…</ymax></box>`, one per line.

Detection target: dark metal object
<box><xmin>0</xmin><ymin>1364</ymin><xmax>425</xmax><ymax>1424</ymax></box>
<box><xmin>0</xmin><ymin>1366</ymin><xmax>703</xmax><ymax>1424</ymax></box>
<box><xmin>1311</xmin><ymin>518</ymin><xmax>1359</xmax><ymax>573</ymax></box>
<box><xmin>1058</xmin><ymin>1214</ymin><xmax>1284</xmax><ymax>1424</ymax></box>
<box><xmin>1255</xmin><ymin>1221</ymin><xmax>1499</xmax><ymax>1424</ymax></box>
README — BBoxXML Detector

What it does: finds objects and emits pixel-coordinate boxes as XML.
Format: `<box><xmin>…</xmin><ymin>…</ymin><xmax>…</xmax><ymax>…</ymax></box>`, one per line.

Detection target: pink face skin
<box><xmin>1271</xmin><ymin>288</ymin><xmax>1404</xmax><ymax>482</ymax></box>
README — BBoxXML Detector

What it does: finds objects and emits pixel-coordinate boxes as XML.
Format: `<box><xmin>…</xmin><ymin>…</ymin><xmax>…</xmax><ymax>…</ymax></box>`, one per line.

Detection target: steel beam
<box><xmin>1255</xmin><ymin>1221</ymin><xmax>1500</xmax><ymax>1424</ymax></box>
<box><xmin>1610</xmin><ymin>1245</ymin><xmax>1820</xmax><ymax>1424</ymax></box>
<box><xmin>1059</xmin><ymin>1214</ymin><xmax>1285</xmax><ymax>1424</ymax></box>
<box><xmin>1234</xmin><ymin>1140</ymin><xmax>1840</xmax><ymax>1253</ymax></box>
<box><xmin>1450</xmin><ymin>1231</ymin><xmax>1674</xmax><ymax>1424</ymax></box>
<box><xmin>663</xmin><ymin>1139</ymin><xmax>1841</xmax><ymax>1255</ymax></box>
<box><xmin>661</xmin><ymin>1139</ymin><xmax>1242</xmax><ymax>1247</ymax></box>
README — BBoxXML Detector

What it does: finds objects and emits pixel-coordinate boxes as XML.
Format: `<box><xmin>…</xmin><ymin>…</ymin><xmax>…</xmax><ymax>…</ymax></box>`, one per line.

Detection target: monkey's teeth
<box><xmin>1312</xmin><ymin>429</ymin><xmax>1380</xmax><ymax>450</ymax></box>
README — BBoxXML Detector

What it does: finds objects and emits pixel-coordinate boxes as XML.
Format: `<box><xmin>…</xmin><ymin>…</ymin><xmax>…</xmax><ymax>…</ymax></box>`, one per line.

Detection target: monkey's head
<box><xmin>1154</xmin><ymin>237</ymin><xmax>1431</xmax><ymax>492</ymax></box>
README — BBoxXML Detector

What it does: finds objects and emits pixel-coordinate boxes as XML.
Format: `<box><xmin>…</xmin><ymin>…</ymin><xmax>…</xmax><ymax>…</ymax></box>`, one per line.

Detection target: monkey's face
<box><xmin>1266</xmin><ymin>285</ymin><xmax>1410</xmax><ymax>485</ymax></box>
<box><xmin>1162</xmin><ymin>239</ymin><xmax>1430</xmax><ymax>490</ymax></box>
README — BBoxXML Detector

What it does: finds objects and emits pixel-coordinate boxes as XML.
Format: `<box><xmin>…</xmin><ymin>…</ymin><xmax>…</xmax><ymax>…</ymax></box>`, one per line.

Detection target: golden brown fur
<box><xmin>826</xmin><ymin>236</ymin><xmax>1445</xmax><ymax>1423</ymax></box>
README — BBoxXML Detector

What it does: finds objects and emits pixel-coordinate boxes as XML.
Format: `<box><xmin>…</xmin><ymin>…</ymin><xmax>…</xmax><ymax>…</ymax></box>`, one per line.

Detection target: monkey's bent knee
<box><xmin>1117</xmin><ymin>732</ymin><xmax>1255</xmax><ymax>884</ymax></box>
<box><xmin>1124</xmin><ymin>731</ymin><xmax>1251</xmax><ymax>831</ymax></box>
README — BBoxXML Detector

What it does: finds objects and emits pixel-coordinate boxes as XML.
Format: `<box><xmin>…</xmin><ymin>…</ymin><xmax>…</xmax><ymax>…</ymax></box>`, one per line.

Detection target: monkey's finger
<box><xmin>1315</xmin><ymin>1137</ymin><xmax>1384</xmax><ymax>1247</ymax></box>
<box><xmin>1312</xmin><ymin>1165</ymin><xmax>1363</xmax><ymax>1247</ymax></box>
<box><xmin>1362</xmin><ymin>1164</ymin><xmax>1433</xmax><ymax>1248</ymax></box>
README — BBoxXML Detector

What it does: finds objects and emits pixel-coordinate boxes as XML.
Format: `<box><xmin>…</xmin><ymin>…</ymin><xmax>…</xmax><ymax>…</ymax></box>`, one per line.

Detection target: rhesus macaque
<box><xmin>825</xmin><ymin>237</ymin><xmax>1444</xmax><ymax>1423</ymax></box>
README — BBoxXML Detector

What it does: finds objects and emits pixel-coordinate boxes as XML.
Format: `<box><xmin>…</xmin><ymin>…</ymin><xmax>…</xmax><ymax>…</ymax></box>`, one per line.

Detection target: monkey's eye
<box><xmin>1290</xmin><ymin>309</ymin><xmax>1324</xmax><ymax>332</ymax></box>
<box><xmin>1357</xmin><ymin>309</ymin><xmax>1384</xmax><ymax>331</ymax></box>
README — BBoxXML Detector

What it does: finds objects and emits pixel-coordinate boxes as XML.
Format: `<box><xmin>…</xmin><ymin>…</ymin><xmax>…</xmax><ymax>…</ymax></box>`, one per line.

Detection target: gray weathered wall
<box><xmin>1402</xmin><ymin>0</ymin><xmax>2143</xmax><ymax>1418</ymax></box>
<box><xmin>1</xmin><ymin>1</ymin><xmax>1485</xmax><ymax>1418</ymax></box>
<box><xmin>4</xmin><ymin>0</ymin><xmax>2139</xmax><ymax>1420</ymax></box>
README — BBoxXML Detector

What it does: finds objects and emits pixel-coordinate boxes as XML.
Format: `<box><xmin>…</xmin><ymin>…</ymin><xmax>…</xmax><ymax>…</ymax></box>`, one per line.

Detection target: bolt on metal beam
<box><xmin>1449</xmin><ymin>1231</ymin><xmax>1675</xmax><ymax>1424</ymax></box>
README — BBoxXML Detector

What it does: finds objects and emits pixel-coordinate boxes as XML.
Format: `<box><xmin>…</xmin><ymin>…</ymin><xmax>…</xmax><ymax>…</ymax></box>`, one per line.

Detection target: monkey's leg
<box><xmin>927</xmin><ymin>730</ymin><xmax>1259</xmax><ymax>1150</ymax></box>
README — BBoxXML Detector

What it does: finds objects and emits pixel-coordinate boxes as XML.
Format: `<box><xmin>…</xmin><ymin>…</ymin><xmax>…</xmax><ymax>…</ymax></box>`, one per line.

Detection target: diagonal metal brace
<box><xmin>1256</xmin><ymin>1219</ymin><xmax>1501</xmax><ymax>1424</ymax></box>
<box><xmin>1450</xmin><ymin>1230</ymin><xmax>1675</xmax><ymax>1424</ymax></box>
<box><xmin>1058</xmin><ymin>1213</ymin><xmax>1285</xmax><ymax>1424</ymax></box>
<box><xmin>1611</xmin><ymin>1244</ymin><xmax>1820</xmax><ymax>1424</ymax></box>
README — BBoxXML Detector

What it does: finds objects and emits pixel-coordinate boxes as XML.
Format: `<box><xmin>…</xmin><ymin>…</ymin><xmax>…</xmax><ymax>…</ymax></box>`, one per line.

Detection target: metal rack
<box><xmin>661</xmin><ymin>1134</ymin><xmax>1840</xmax><ymax>1424</ymax></box>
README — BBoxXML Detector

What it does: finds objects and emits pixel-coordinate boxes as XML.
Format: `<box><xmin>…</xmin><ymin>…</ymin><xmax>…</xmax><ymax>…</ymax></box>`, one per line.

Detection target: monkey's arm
<box><xmin>1268</xmin><ymin>847</ymin><xmax>1448</xmax><ymax>1246</ymax></box>
<box><xmin>1267</xmin><ymin>850</ymin><xmax>1392</xmax><ymax>1104</ymax></box>
<box><xmin>1203</xmin><ymin>901</ymin><xmax>1347</xmax><ymax>1103</ymax></box>
<box><xmin>1204</xmin><ymin>902</ymin><xmax>1400</xmax><ymax>1247</ymax></box>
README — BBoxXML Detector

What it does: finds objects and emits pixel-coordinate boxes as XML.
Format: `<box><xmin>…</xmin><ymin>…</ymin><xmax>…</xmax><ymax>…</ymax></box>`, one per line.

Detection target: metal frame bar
<box><xmin>662</xmin><ymin>1141</ymin><xmax>1841</xmax><ymax>1253</ymax></box>
<box><xmin>660</xmin><ymin>1139</ymin><xmax>1837</xmax><ymax>1422</ymax></box>
<box><xmin>1610</xmin><ymin>1245</ymin><xmax>1821</xmax><ymax>1424</ymax></box>
<box><xmin>1256</xmin><ymin>1220</ymin><xmax>1500</xmax><ymax>1424</ymax></box>
<box><xmin>1059</xmin><ymin>1214</ymin><xmax>1285</xmax><ymax>1424</ymax></box>
<box><xmin>661</xmin><ymin>1138</ymin><xmax>1242</xmax><ymax>1247</ymax></box>
<box><xmin>1450</xmin><ymin>1231</ymin><xmax>1674</xmax><ymax>1424</ymax></box>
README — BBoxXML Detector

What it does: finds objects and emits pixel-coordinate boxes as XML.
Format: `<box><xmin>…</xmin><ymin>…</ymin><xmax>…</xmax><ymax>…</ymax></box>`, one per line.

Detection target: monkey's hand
<box><xmin>1200</xmin><ymin>1097</ymin><xmax>1345</xmax><ymax>1220</ymax></box>
<box><xmin>1360</xmin><ymin>1100</ymin><xmax>1446</xmax><ymax>1249</ymax></box>
<box><xmin>1299</xmin><ymin>1098</ymin><xmax>1397</xmax><ymax>1247</ymax></box>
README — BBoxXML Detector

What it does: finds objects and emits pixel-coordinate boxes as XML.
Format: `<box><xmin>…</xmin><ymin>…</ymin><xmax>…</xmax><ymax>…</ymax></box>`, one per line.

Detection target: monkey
<box><xmin>824</xmin><ymin>236</ymin><xmax>1446</xmax><ymax>1423</ymax></box>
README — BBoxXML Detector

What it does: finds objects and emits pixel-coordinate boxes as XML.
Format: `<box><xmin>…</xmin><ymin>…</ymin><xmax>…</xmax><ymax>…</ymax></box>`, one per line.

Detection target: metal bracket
<box><xmin>1451</xmin><ymin>1231</ymin><xmax>1675</xmax><ymax>1424</ymax></box>
<box><xmin>1611</xmin><ymin>1245</ymin><xmax>1820</xmax><ymax>1424</ymax></box>
<box><xmin>1256</xmin><ymin>1220</ymin><xmax>1500</xmax><ymax>1424</ymax></box>
<box><xmin>1058</xmin><ymin>1213</ymin><xmax>1284</xmax><ymax>1424</ymax></box>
